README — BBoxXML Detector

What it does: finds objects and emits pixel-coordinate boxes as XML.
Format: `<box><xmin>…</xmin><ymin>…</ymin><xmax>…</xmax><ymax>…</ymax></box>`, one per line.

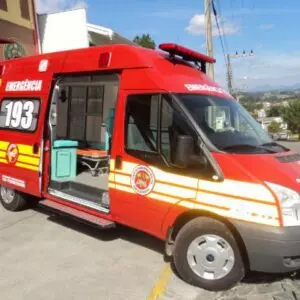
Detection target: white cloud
<box><xmin>186</xmin><ymin>14</ymin><xmax>238</xmax><ymax>36</ymax></box>
<box><xmin>259</xmin><ymin>24</ymin><xmax>274</xmax><ymax>30</ymax></box>
<box><xmin>215</xmin><ymin>52</ymin><xmax>300</xmax><ymax>91</ymax></box>
<box><xmin>36</xmin><ymin>0</ymin><xmax>87</xmax><ymax>14</ymax></box>
<box><xmin>146</xmin><ymin>9</ymin><xmax>194</xmax><ymax>19</ymax></box>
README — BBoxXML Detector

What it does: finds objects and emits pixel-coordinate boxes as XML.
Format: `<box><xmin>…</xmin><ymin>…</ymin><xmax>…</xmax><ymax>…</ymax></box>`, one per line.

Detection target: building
<box><xmin>37</xmin><ymin>8</ymin><xmax>133</xmax><ymax>54</ymax></box>
<box><xmin>259</xmin><ymin>116</ymin><xmax>288</xmax><ymax>132</ymax></box>
<box><xmin>0</xmin><ymin>0</ymin><xmax>38</xmax><ymax>60</ymax></box>
<box><xmin>0</xmin><ymin>3</ymin><xmax>132</xmax><ymax>61</ymax></box>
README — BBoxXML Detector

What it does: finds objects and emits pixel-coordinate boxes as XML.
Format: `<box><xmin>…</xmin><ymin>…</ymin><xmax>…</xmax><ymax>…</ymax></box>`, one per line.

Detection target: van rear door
<box><xmin>0</xmin><ymin>95</ymin><xmax>45</xmax><ymax>197</ymax></box>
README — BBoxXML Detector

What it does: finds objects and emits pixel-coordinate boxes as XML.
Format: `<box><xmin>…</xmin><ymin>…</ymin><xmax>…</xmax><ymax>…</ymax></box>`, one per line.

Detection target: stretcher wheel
<box><xmin>173</xmin><ymin>217</ymin><xmax>245</xmax><ymax>291</ymax></box>
<box><xmin>0</xmin><ymin>185</ymin><xmax>28</xmax><ymax>211</ymax></box>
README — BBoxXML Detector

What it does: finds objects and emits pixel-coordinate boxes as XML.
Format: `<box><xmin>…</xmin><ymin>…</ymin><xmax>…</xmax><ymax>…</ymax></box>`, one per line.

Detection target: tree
<box><xmin>284</xmin><ymin>100</ymin><xmax>300</xmax><ymax>138</ymax></box>
<box><xmin>268</xmin><ymin>121</ymin><xmax>281</xmax><ymax>134</ymax></box>
<box><xmin>268</xmin><ymin>105</ymin><xmax>286</xmax><ymax>118</ymax></box>
<box><xmin>133</xmin><ymin>34</ymin><xmax>156</xmax><ymax>49</ymax></box>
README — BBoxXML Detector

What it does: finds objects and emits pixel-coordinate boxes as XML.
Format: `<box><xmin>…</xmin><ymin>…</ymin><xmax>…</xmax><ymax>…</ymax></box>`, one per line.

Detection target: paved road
<box><xmin>280</xmin><ymin>141</ymin><xmax>300</xmax><ymax>153</ymax></box>
<box><xmin>160</xmin><ymin>140</ymin><xmax>300</xmax><ymax>300</ymax></box>
<box><xmin>1</xmin><ymin>141</ymin><xmax>299</xmax><ymax>300</ymax></box>
<box><xmin>0</xmin><ymin>206</ymin><xmax>165</xmax><ymax>300</ymax></box>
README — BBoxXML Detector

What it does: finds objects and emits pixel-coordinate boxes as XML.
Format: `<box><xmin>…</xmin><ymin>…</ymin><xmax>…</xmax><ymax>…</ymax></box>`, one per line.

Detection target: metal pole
<box><xmin>227</xmin><ymin>54</ymin><xmax>233</xmax><ymax>94</ymax></box>
<box><xmin>205</xmin><ymin>0</ymin><xmax>214</xmax><ymax>79</ymax></box>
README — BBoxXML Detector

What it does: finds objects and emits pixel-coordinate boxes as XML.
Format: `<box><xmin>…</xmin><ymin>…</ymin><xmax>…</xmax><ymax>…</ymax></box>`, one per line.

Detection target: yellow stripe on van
<box><xmin>0</xmin><ymin>151</ymin><xmax>6</xmax><ymax>159</ymax></box>
<box><xmin>18</xmin><ymin>144</ymin><xmax>40</xmax><ymax>158</ymax></box>
<box><xmin>0</xmin><ymin>158</ymin><xmax>7</xmax><ymax>164</ymax></box>
<box><xmin>15</xmin><ymin>162</ymin><xmax>39</xmax><ymax>171</ymax></box>
<box><xmin>0</xmin><ymin>141</ymin><xmax>9</xmax><ymax>151</ymax></box>
<box><xmin>18</xmin><ymin>155</ymin><xmax>39</xmax><ymax>166</ymax></box>
<box><xmin>198</xmin><ymin>179</ymin><xmax>275</xmax><ymax>203</ymax></box>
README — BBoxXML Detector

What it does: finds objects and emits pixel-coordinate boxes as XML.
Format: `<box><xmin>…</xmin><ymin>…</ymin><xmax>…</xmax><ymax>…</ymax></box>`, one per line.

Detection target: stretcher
<box><xmin>77</xmin><ymin>149</ymin><xmax>109</xmax><ymax>176</ymax></box>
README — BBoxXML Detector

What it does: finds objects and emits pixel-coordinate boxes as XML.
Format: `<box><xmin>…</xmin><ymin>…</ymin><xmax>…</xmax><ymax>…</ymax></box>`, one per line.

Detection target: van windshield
<box><xmin>177</xmin><ymin>94</ymin><xmax>286</xmax><ymax>153</ymax></box>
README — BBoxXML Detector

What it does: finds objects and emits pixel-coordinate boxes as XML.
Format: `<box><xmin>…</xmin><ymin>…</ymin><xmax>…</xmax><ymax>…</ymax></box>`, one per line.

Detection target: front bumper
<box><xmin>233</xmin><ymin>220</ymin><xmax>300</xmax><ymax>273</ymax></box>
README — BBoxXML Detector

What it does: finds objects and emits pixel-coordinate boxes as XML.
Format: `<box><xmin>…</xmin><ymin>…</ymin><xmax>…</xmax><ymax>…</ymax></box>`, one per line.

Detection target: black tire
<box><xmin>173</xmin><ymin>217</ymin><xmax>245</xmax><ymax>291</ymax></box>
<box><xmin>0</xmin><ymin>185</ymin><xmax>28</xmax><ymax>211</ymax></box>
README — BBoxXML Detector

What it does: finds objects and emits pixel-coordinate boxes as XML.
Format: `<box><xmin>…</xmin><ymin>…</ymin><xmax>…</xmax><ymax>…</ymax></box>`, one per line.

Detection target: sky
<box><xmin>36</xmin><ymin>0</ymin><xmax>300</xmax><ymax>91</ymax></box>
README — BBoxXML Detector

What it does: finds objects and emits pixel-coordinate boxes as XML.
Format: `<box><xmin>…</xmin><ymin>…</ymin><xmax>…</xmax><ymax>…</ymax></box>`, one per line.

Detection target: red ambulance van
<box><xmin>0</xmin><ymin>43</ymin><xmax>300</xmax><ymax>291</ymax></box>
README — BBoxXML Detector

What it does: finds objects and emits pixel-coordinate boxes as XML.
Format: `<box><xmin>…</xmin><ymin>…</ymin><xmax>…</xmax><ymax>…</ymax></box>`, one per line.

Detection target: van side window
<box><xmin>125</xmin><ymin>94</ymin><xmax>159</xmax><ymax>153</ymax></box>
<box><xmin>160</xmin><ymin>97</ymin><xmax>197</xmax><ymax>164</ymax></box>
<box><xmin>0</xmin><ymin>99</ymin><xmax>40</xmax><ymax>132</ymax></box>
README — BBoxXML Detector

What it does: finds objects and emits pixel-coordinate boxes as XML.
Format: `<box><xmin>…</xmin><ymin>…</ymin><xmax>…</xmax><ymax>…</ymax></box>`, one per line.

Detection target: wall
<box><xmin>37</xmin><ymin>9</ymin><xmax>89</xmax><ymax>53</ymax></box>
<box><xmin>0</xmin><ymin>0</ymin><xmax>37</xmax><ymax>60</ymax></box>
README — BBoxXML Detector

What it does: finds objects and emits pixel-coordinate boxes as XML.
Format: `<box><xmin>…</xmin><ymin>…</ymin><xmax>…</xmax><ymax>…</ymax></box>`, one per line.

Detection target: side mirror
<box><xmin>171</xmin><ymin>135</ymin><xmax>194</xmax><ymax>168</ymax></box>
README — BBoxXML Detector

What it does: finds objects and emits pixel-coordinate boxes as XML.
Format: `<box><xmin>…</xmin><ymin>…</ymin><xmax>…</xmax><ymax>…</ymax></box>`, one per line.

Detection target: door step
<box><xmin>39</xmin><ymin>199</ymin><xmax>115</xmax><ymax>229</ymax></box>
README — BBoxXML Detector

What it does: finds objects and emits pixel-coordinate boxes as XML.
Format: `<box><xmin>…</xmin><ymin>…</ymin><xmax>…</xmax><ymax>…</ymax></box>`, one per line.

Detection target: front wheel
<box><xmin>173</xmin><ymin>217</ymin><xmax>245</xmax><ymax>291</ymax></box>
<box><xmin>0</xmin><ymin>185</ymin><xmax>28</xmax><ymax>211</ymax></box>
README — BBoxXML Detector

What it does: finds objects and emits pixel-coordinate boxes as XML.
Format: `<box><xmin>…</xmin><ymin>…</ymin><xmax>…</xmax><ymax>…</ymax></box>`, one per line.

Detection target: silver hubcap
<box><xmin>1</xmin><ymin>186</ymin><xmax>15</xmax><ymax>204</ymax></box>
<box><xmin>187</xmin><ymin>234</ymin><xmax>235</xmax><ymax>280</ymax></box>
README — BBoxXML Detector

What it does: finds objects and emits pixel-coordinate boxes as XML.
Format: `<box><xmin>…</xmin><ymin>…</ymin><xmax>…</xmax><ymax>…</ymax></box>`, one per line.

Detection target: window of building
<box><xmin>20</xmin><ymin>0</ymin><xmax>30</xmax><ymax>20</ymax></box>
<box><xmin>0</xmin><ymin>0</ymin><xmax>8</xmax><ymax>11</ymax></box>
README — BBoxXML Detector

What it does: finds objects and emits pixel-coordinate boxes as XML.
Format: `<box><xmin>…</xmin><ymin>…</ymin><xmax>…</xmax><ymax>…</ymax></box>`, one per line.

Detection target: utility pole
<box><xmin>226</xmin><ymin>54</ymin><xmax>233</xmax><ymax>94</ymax></box>
<box><xmin>227</xmin><ymin>50</ymin><xmax>254</xmax><ymax>95</ymax></box>
<box><xmin>205</xmin><ymin>0</ymin><xmax>214</xmax><ymax>79</ymax></box>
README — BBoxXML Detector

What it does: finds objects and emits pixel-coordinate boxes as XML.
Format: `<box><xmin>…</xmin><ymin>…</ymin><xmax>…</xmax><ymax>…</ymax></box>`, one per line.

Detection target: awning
<box><xmin>87</xmin><ymin>23</ymin><xmax>134</xmax><ymax>46</ymax></box>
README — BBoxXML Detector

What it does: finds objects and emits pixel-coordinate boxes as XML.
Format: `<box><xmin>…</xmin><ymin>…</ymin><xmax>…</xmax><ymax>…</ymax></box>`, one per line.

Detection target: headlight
<box><xmin>265</xmin><ymin>182</ymin><xmax>300</xmax><ymax>226</ymax></box>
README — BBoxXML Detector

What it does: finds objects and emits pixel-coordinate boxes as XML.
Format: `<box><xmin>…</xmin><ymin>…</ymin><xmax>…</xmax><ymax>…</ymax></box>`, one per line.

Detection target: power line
<box><xmin>212</xmin><ymin>0</ymin><xmax>228</xmax><ymax>69</ymax></box>
<box><xmin>215</xmin><ymin>0</ymin><xmax>229</xmax><ymax>53</ymax></box>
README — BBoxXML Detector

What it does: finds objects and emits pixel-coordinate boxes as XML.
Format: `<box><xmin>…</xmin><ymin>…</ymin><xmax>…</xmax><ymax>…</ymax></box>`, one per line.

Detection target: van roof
<box><xmin>0</xmin><ymin>44</ymin><xmax>231</xmax><ymax>98</ymax></box>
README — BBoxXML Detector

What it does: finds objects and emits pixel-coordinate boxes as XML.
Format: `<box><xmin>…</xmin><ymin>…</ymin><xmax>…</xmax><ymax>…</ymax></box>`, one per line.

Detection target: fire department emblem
<box><xmin>131</xmin><ymin>166</ymin><xmax>155</xmax><ymax>195</ymax></box>
<box><xmin>6</xmin><ymin>144</ymin><xmax>19</xmax><ymax>165</ymax></box>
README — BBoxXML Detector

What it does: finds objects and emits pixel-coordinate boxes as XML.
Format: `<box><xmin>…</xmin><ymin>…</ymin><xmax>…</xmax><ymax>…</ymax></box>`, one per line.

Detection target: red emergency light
<box><xmin>159</xmin><ymin>43</ymin><xmax>216</xmax><ymax>73</ymax></box>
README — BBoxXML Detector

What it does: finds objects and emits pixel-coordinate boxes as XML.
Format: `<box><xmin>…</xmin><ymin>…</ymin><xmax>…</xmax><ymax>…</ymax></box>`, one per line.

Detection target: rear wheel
<box><xmin>173</xmin><ymin>217</ymin><xmax>245</xmax><ymax>291</ymax></box>
<box><xmin>0</xmin><ymin>185</ymin><xmax>28</xmax><ymax>211</ymax></box>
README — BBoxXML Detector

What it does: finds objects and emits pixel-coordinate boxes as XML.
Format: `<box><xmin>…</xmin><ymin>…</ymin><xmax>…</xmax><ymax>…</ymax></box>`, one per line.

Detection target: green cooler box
<box><xmin>51</xmin><ymin>140</ymin><xmax>79</xmax><ymax>181</ymax></box>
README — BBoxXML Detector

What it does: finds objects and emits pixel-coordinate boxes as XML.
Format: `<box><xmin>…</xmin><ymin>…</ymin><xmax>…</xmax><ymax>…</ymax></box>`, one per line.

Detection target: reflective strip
<box><xmin>0</xmin><ymin>158</ymin><xmax>7</xmax><ymax>164</ymax></box>
<box><xmin>153</xmin><ymin>182</ymin><xmax>196</xmax><ymax>199</ymax></box>
<box><xmin>196</xmin><ymin>192</ymin><xmax>275</xmax><ymax>209</ymax></box>
<box><xmin>199</xmin><ymin>179</ymin><xmax>275</xmax><ymax>203</ymax></box>
<box><xmin>148</xmin><ymin>192</ymin><xmax>178</xmax><ymax>204</ymax></box>
<box><xmin>18</xmin><ymin>155</ymin><xmax>39</xmax><ymax>166</ymax></box>
<box><xmin>110</xmin><ymin>159</ymin><xmax>115</xmax><ymax>171</ymax></box>
<box><xmin>18</xmin><ymin>144</ymin><xmax>40</xmax><ymax>158</ymax></box>
<box><xmin>0</xmin><ymin>141</ymin><xmax>9</xmax><ymax>151</ymax></box>
<box><xmin>0</xmin><ymin>142</ymin><xmax>40</xmax><ymax>157</ymax></box>
<box><xmin>115</xmin><ymin>184</ymin><xmax>134</xmax><ymax>194</ymax></box>
<box><xmin>108</xmin><ymin>172</ymin><xmax>115</xmax><ymax>182</ymax></box>
<box><xmin>0</xmin><ymin>151</ymin><xmax>5</xmax><ymax>158</ymax></box>
<box><xmin>179</xmin><ymin>201</ymin><xmax>279</xmax><ymax>226</ymax></box>
<box><xmin>196</xmin><ymin>192</ymin><xmax>278</xmax><ymax>219</ymax></box>
<box><xmin>119</xmin><ymin>161</ymin><xmax>138</xmax><ymax>174</ymax></box>
<box><xmin>108</xmin><ymin>183</ymin><xmax>115</xmax><ymax>189</ymax></box>
<box><xmin>151</xmin><ymin>166</ymin><xmax>198</xmax><ymax>189</ymax></box>
<box><xmin>115</xmin><ymin>173</ymin><xmax>131</xmax><ymax>186</ymax></box>
<box><xmin>15</xmin><ymin>162</ymin><xmax>38</xmax><ymax>171</ymax></box>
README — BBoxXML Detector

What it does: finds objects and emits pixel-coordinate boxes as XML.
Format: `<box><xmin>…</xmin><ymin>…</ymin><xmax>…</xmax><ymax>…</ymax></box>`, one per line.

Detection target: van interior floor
<box><xmin>49</xmin><ymin>169</ymin><xmax>109</xmax><ymax>212</ymax></box>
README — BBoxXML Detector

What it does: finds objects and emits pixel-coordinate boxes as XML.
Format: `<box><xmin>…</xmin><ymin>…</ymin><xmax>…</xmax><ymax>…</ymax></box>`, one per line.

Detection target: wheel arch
<box><xmin>166</xmin><ymin>209</ymin><xmax>250</xmax><ymax>269</ymax></box>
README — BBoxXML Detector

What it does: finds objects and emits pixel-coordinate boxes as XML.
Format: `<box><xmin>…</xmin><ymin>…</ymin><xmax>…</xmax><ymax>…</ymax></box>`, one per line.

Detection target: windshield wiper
<box><xmin>221</xmin><ymin>144</ymin><xmax>278</xmax><ymax>153</ymax></box>
<box><xmin>260</xmin><ymin>142</ymin><xmax>289</xmax><ymax>151</ymax></box>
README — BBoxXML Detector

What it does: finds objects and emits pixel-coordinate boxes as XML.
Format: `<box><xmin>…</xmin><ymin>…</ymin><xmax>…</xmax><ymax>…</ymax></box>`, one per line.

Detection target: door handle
<box><xmin>33</xmin><ymin>143</ymin><xmax>39</xmax><ymax>154</ymax></box>
<box><xmin>115</xmin><ymin>155</ymin><xmax>123</xmax><ymax>169</ymax></box>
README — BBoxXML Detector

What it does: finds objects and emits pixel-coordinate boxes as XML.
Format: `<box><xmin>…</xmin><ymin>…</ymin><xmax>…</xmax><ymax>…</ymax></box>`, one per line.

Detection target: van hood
<box><xmin>214</xmin><ymin>151</ymin><xmax>300</xmax><ymax>192</ymax></box>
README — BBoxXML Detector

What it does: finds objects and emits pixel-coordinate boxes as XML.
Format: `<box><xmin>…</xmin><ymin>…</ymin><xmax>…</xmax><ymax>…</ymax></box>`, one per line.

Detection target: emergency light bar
<box><xmin>159</xmin><ymin>43</ymin><xmax>216</xmax><ymax>73</ymax></box>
